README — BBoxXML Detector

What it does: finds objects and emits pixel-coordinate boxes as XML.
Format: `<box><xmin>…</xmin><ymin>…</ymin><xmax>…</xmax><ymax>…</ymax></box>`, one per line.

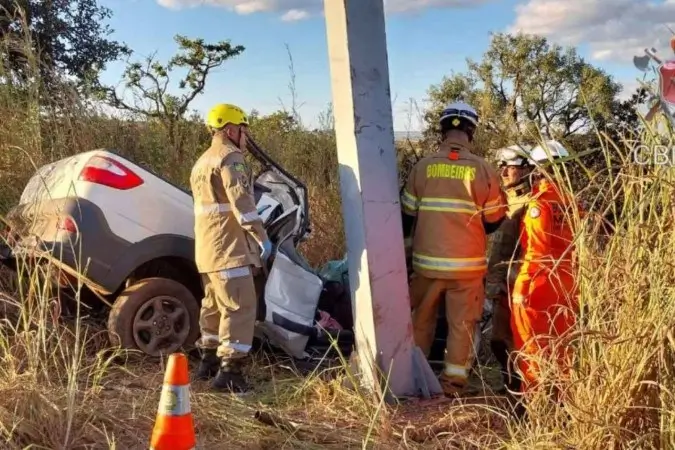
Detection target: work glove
<box><xmin>260</xmin><ymin>239</ymin><xmax>273</xmax><ymax>262</ymax></box>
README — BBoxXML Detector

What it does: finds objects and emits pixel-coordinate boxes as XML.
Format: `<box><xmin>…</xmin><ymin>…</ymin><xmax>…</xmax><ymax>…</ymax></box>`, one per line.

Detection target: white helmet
<box><xmin>528</xmin><ymin>140</ymin><xmax>570</xmax><ymax>164</ymax></box>
<box><xmin>438</xmin><ymin>101</ymin><xmax>479</xmax><ymax>127</ymax></box>
<box><xmin>496</xmin><ymin>144</ymin><xmax>532</xmax><ymax>168</ymax></box>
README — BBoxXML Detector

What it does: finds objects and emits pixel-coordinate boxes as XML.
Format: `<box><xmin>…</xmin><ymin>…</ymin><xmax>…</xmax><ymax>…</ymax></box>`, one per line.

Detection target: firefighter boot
<box><xmin>439</xmin><ymin>371</ymin><xmax>474</xmax><ymax>397</ymax></box>
<box><xmin>195</xmin><ymin>348</ymin><xmax>220</xmax><ymax>381</ymax></box>
<box><xmin>211</xmin><ymin>358</ymin><xmax>251</xmax><ymax>393</ymax></box>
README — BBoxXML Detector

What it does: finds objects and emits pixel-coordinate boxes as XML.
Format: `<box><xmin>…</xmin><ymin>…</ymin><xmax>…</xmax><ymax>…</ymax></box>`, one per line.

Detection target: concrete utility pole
<box><xmin>323</xmin><ymin>0</ymin><xmax>441</xmax><ymax>399</ymax></box>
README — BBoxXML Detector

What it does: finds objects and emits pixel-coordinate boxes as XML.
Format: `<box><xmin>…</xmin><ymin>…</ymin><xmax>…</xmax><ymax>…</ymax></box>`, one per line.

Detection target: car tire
<box><xmin>107</xmin><ymin>277</ymin><xmax>201</xmax><ymax>358</ymax></box>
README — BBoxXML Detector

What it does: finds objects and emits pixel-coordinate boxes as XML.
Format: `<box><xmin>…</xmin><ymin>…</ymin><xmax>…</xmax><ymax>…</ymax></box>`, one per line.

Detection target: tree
<box><xmin>590</xmin><ymin>84</ymin><xmax>649</xmax><ymax>144</ymax></box>
<box><xmin>0</xmin><ymin>0</ymin><xmax>129</xmax><ymax>89</ymax></box>
<box><xmin>422</xmin><ymin>33</ymin><xmax>622</xmax><ymax>154</ymax></box>
<box><xmin>97</xmin><ymin>35</ymin><xmax>245</xmax><ymax>159</ymax></box>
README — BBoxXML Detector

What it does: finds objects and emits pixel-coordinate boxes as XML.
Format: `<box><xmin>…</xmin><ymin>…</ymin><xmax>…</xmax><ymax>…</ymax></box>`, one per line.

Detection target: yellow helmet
<box><xmin>205</xmin><ymin>103</ymin><xmax>249</xmax><ymax>130</ymax></box>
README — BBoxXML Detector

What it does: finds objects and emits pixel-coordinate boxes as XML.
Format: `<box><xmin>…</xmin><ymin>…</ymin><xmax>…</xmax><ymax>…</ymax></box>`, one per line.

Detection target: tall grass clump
<box><xmin>501</xmin><ymin>123</ymin><xmax>675</xmax><ymax>449</ymax></box>
<box><xmin>0</xmin><ymin>19</ymin><xmax>153</xmax><ymax>444</ymax></box>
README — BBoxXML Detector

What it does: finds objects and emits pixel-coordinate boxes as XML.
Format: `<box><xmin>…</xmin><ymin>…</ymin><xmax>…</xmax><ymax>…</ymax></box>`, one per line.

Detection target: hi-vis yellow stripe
<box><xmin>401</xmin><ymin>190</ymin><xmax>418</xmax><ymax>211</ymax></box>
<box><xmin>403</xmin><ymin>191</ymin><xmax>501</xmax><ymax>218</ymax></box>
<box><xmin>401</xmin><ymin>191</ymin><xmax>480</xmax><ymax>215</ymax></box>
<box><xmin>412</xmin><ymin>253</ymin><xmax>487</xmax><ymax>272</ymax></box>
<box><xmin>419</xmin><ymin>197</ymin><xmax>477</xmax><ymax>214</ymax></box>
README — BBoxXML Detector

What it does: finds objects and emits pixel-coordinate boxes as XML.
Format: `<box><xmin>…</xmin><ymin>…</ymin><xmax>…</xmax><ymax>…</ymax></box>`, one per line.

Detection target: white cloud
<box><xmin>156</xmin><ymin>0</ymin><xmax>492</xmax><ymax>20</ymax></box>
<box><xmin>281</xmin><ymin>8</ymin><xmax>309</xmax><ymax>21</ymax></box>
<box><xmin>509</xmin><ymin>0</ymin><xmax>675</xmax><ymax>62</ymax></box>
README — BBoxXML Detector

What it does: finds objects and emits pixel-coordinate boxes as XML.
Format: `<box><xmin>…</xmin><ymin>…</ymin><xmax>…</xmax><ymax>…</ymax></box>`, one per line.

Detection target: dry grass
<box><xmin>0</xmin><ymin>274</ymin><xmax>516</xmax><ymax>449</ymax></box>
<box><xmin>1</xmin><ymin>11</ymin><xmax>675</xmax><ymax>450</ymax></box>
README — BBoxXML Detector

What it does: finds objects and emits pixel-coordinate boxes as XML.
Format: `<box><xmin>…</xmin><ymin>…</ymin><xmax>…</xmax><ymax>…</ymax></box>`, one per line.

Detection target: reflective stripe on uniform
<box><xmin>239</xmin><ymin>210</ymin><xmax>261</xmax><ymax>224</ymax></box>
<box><xmin>419</xmin><ymin>197</ymin><xmax>477</xmax><ymax>214</ymax></box>
<box><xmin>443</xmin><ymin>363</ymin><xmax>468</xmax><ymax>379</ymax></box>
<box><xmin>401</xmin><ymin>190</ymin><xmax>418</xmax><ymax>211</ymax></box>
<box><xmin>157</xmin><ymin>383</ymin><xmax>191</xmax><ymax>416</ymax></box>
<box><xmin>194</xmin><ymin>203</ymin><xmax>232</xmax><ymax>215</ymax></box>
<box><xmin>220</xmin><ymin>340</ymin><xmax>252</xmax><ymax>353</ymax></box>
<box><xmin>412</xmin><ymin>253</ymin><xmax>487</xmax><ymax>272</ymax></box>
<box><xmin>218</xmin><ymin>266</ymin><xmax>251</xmax><ymax>280</ymax></box>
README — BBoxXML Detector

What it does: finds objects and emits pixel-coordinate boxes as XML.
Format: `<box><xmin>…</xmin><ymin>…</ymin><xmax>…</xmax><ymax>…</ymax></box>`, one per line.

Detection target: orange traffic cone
<box><xmin>150</xmin><ymin>353</ymin><xmax>196</xmax><ymax>450</ymax></box>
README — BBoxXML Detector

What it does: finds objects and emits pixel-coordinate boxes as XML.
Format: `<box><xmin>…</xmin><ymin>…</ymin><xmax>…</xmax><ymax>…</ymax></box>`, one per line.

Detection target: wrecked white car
<box><xmin>0</xmin><ymin>137</ymin><xmax>489</xmax><ymax>369</ymax></box>
<box><xmin>0</xmin><ymin>138</ymin><xmax>353</xmax><ymax>359</ymax></box>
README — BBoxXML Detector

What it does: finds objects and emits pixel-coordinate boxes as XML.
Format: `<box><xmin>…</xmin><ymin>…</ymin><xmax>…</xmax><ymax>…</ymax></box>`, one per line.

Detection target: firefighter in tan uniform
<box><xmin>191</xmin><ymin>103</ymin><xmax>273</xmax><ymax>393</ymax></box>
<box><xmin>485</xmin><ymin>144</ymin><xmax>534</xmax><ymax>393</ymax></box>
<box><xmin>401</xmin><ymin>101</ymin><xmax>507</xmax><ymax>396</ymax></box>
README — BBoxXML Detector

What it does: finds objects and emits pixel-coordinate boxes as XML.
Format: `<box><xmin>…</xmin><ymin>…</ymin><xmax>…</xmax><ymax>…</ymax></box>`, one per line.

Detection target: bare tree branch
<box><xmin>94</xmin><ymin>34</ymin><xmax>245</xmax><ymax>156</ymax></box>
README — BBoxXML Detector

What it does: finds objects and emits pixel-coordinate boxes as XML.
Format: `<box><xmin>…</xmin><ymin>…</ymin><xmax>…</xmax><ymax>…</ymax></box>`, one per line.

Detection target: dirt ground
<box><xmin>102</xmin><ymin>350</ymin><xmax>515</xmax><ymax>449</ymax></box>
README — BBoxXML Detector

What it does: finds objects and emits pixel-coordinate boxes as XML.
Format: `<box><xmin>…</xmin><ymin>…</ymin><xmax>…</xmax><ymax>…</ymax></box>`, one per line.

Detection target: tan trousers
<box><xmin>409</xmin><ymin>273</ymin><xmax>484</xmax><ymax>393</ymax></box>
<box><xmin>196</xmin><ymin>265</ymin><xmax>259</xmax><ymax>361</ymax></box>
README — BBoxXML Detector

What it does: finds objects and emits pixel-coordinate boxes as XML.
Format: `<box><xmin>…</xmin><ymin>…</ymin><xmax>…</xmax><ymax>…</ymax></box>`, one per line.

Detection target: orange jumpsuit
<box><xmin>511</xmin><ymin>178</ymin><xmax>579</xmax><ymax>394</ymax></box>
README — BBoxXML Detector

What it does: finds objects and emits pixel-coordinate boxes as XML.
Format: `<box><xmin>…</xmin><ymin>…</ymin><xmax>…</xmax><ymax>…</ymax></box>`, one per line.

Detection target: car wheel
<box><xmin>107</xmin><ymin>277</ymin><xmax>200</xmax><ymax>357</ymax></box>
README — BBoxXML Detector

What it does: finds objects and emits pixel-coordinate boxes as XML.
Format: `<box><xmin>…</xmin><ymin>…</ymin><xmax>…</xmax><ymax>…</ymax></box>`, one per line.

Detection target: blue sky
<box><xmin>97</xmin><ymin>0</ymin><xmax>653</xmax><ymax>132</ymax></box>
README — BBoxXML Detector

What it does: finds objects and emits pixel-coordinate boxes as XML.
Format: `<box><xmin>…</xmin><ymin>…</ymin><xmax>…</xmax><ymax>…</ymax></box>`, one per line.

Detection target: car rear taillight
<box><xmin>78</xmin><ymin>155</ymin><xmax>143</xmax><ymax>190</ymax></box>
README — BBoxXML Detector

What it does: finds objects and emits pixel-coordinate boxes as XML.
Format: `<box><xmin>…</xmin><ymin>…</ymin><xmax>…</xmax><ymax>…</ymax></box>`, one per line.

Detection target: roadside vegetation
<box><xmin>0</xmin><ymin>1</ymin><xmax>673</xmax><ymax>448</ymax></box>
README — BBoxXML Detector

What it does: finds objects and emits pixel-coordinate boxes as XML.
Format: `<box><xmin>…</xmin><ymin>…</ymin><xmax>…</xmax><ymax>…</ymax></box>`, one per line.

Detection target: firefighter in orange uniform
<box><xmin>401</xmin><ymin>101</ymin><xmax>507</xmax><ymax>396</ymax></box>
<box><xmin>485</xmin><ymin>144</ymin><xmax>534</xmax><ymax>394</ymax></box>
<box><xmin>511</xmin><ymin>140</ymin><xmax>580</xmax><ymax>399</ymax></box>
